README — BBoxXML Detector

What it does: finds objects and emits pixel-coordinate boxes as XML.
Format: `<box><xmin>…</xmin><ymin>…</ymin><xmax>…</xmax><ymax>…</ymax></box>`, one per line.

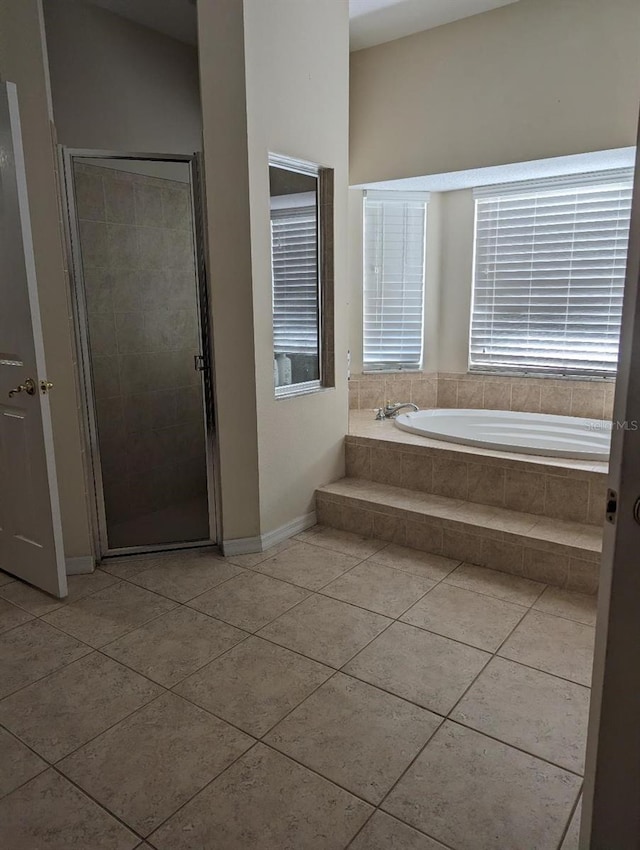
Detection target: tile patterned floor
<box><xmin>0</xmin><ymin>527</ymin><xmax>595</xmax><ymax>849</ymax></box>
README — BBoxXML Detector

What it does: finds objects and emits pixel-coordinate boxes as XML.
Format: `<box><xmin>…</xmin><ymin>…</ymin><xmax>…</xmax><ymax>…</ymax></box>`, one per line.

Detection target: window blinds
<box><xmin>271</xmin><ymin>200</ymin><xmax>319</xmax><ymax>356</ymax></box>
<box><xmin>470</xmin><ymin>169</ymin><xmax>634</xmax><ymax>376</ymax></box>
<box><xmin>363</xmin><ymin>191</ymin><xmax>428</xmax><ymax>370</ymax></box>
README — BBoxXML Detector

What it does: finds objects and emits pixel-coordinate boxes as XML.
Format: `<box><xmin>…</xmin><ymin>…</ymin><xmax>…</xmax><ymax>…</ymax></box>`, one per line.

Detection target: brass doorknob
<box><xmin>8</xmin><ymin>378</ymin><xmax>36</xmax><ymax>398</ymax></box>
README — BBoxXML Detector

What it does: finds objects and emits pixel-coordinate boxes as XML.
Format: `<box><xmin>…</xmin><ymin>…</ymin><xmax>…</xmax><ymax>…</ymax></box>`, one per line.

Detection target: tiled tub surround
<box><xmin>347</xmin><ymin>413</ymin><xmax>608</xmax><ymax>527</ymax></box>
<box><xmin>75</xmin><ymin>164</ymin><xmax>208</xmax><ymax>547</ymax></box>
<box><xmin>314</xmin><ymin>412</ymin><xmax>606</xmax><ymax>593</ymax></box>
<box><xmin>349</xmin><ymin>371</ymin><xmax>615</xmax><ymax>421</ymax></box>
<box><xmin>0</xmin><ymin>536</ymin><xmax>592</xmax><ymax>849</ymax></box>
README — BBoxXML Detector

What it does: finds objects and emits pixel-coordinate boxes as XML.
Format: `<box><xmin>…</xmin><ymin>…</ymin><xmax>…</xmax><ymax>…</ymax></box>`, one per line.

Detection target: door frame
<box><xmin>581</xmin><ymin>137</ymin><xmax>640</xmax><ymax>845</ymax></box>
<box><xmin>58</xmin><ymin>147</ymin><xmax>220</xmax><ymax>558</ymax></box>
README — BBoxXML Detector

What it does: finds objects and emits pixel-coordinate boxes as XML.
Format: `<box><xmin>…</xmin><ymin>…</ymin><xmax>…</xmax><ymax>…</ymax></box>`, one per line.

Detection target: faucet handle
<box><xmin>374</xmin><ymin>407</ymin><xmax>385</xmax><ymax>420</ymax></box>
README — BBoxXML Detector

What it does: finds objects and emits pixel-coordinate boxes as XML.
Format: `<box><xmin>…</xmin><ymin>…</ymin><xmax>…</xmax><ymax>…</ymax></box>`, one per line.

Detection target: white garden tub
<box><xmin>394</xmin><ymin>408</ymin><xmax>611</xmax><ymax>461</ymax></box>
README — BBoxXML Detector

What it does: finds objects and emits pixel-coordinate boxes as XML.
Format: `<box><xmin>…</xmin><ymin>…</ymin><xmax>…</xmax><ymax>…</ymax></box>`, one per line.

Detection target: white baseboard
<box><xmin>65</xmin><ymin>555</ymin><xmax>95</xmax><ymax>575</ymax></box>
<box><xmin>260</xmin><ymin>511</ymin><xmax>317</xmax><ymax>550</ymax></box>
<box><xmin>222</xmin><ymin>510</ymin><xmax>317</xmax><ymax>557</ymax></box>
<box><xmin>221</xmin><ymin>535</ymin><xmax>263</xmax><ymax>557</ymax></box>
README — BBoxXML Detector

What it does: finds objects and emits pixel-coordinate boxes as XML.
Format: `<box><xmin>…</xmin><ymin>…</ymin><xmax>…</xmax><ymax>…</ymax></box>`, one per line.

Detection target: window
<box><xmin>363</xmin><ymin>191</ymin><xmax>428</xmax><ymax>371</ymax></box>
<box><xmin>470</xmin><ymin>170</ymin><xmax>634</xmax><ymax>376</ymax></box>
<box><xmin>271</xmin><ymin>199</ymin><xmax>318</xmax><ymax>359</ymax></box>
<box><xmin>269</xmin><ymin>154</ymin><xmax>334</xmax><ymax>397</ymax></box>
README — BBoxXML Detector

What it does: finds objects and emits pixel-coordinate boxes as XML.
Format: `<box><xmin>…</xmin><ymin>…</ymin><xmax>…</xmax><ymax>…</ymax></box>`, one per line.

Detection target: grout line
<box><xmin>555</xmin><ymin>781</ymin><xmax>583</xmax><ymax>850</ymax></box>
<box><xmin>0</xmin><ymin>659</ymin><xmax>166</xmax><ymax>766</ymax></box>
<box><xmin>50</xmin><ymin>762</ymin><xmax>162</xmax><ymax>845</ymax></box>
<box><xmin>141</xmin><ymin>739</ymin><xmax>264</xmax><ymax>843</ymax></box>
<box><xmin>443</xmin><ymin>716</ymin><xmax>585</xmax><ymax>778</ymax></box>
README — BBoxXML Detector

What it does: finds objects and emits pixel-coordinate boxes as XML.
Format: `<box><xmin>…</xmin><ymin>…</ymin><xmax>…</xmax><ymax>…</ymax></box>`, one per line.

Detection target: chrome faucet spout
<box><xmin>382</xmin><ymin>402</ymin><xmax>419</xmax><ymax>418</ymax></box>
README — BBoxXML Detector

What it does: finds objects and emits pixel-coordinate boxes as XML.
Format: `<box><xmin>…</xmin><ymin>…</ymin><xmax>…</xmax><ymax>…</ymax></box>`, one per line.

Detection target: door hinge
<box><xmin>606</xmin><ymin>488</ymin><xmax>618</xmax><ymax>524</ymax></box>
<box><xmin>194</xmin><ymin>355</ymin><xmax>207</xmax><ymax>373</ymax></box>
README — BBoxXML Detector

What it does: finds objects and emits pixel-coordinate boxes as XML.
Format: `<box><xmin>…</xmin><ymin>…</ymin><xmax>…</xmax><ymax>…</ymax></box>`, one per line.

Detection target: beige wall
<box><xmin>243</xmin><ymin>0</ymin><xmax>350</xmax><ymax>533</ymax></box>
<box><xmin>438</xmin><ymin>189</ymin><xmax>475</xmax><ymax>373</ymax></box>
<box><xmin>350</xmin><ymin>0</ymin><xmax>640</xmax><ymax>185</ymax></box>
<box><xmin>43</xmin><ymin>0</ymin><xmax>201</xmax><ymax>153</ymax></box>
<box><xmin>197</xmin><ymin>0</ymin><xmax>262</xmax><ymax>542</ymax></box>
<box><xmin>0</xmin><ymin>0</ymin><xmax>93</xmax><ymax>560</ymax></box>
<box><xmin>198</xmin><ymin>0</ymin><xmax>350</xmax><ymax>543</ymax></box>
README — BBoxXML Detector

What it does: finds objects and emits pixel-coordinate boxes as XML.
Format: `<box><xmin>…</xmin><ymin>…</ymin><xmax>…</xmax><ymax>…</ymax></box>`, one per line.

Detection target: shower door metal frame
<box><xmin>59</xmin><ymin>147</ymin><xmax>220</xmax><ymax>558</ymax></box>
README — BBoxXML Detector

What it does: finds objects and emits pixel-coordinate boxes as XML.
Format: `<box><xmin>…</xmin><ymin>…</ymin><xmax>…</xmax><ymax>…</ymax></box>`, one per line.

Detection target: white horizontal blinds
<box><xmin>271</xmin><ymin>198</ymin><xmax>319</xmax><ymax>356</ymax></box>
<box><xmin>363</xmin><ymin>191</ymin><xmax>428</xmax><ymax>370</ymax></box>
<box><xmin>471</xmin><ymin>169</ymin><xmax>634</xmax><ymax>376</ymax></box>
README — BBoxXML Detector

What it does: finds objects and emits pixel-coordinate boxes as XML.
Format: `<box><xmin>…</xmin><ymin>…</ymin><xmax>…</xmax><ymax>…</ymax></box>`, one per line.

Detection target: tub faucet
<box><xmin>375</xmin><ymin>402</ymin><xmax>419</xmax><ymax>420</ymax></box>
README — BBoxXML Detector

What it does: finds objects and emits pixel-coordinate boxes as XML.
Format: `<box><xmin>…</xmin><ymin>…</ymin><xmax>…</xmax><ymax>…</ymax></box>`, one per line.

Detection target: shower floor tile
<box><xmin>0</xmin><ymin>534</ymin><xmax>594</xmax><ymax>849</ymax></box>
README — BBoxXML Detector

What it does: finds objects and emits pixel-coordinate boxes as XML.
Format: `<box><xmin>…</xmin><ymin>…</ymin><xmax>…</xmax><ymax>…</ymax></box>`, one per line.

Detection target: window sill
<box><xmin>468</xmin><ymin>368</ymin><xmax>616</xmax><ymax>382</ymax></box>
<box><xmin>275</xmin><ymin>381</ymin><xmax>330</xmax><ymax>400</ymax></box>
<box><xmin>361</xmin><ymin>368</ymin><xmax>424</xmax><ymax>376</ymax></box>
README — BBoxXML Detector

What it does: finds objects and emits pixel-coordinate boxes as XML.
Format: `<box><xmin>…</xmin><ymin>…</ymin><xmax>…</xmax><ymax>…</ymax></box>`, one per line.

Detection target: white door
<box><xmin>581</xmin><ymin>131</ymin><xmax>640</xmax><ymax>840</ymax></box>
<box><xmin>0</xmin><ymin>82</ymin><xmax>67</xmax><ymax>598</ymax></box>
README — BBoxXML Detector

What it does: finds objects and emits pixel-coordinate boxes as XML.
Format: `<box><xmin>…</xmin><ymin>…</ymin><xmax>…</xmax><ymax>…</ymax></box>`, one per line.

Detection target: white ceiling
<box><xmin>348</xmin><ymin>0</ymin><xmax>521</xmax><ymax>50</ymax></box>
<box><xmin>355</xmin><ymin>148</ymin><xmax>637</xmax><ymax>193</ymax></box>
<box><xmin>85</xmin><ymin>0</ymin><xmax>521</xmax><ymax>51</ymax></box>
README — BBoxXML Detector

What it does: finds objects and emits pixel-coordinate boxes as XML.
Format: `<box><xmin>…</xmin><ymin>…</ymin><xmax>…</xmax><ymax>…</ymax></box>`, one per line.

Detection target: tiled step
<box><xmin>316</xmin><ymin>478</ymin><xmax>601</xmax><ymax>593</ymax></box>
<box><xmin>345</xmin><ymin>426</ymin><xmax>608</xmax><ymax>527</ymax></box>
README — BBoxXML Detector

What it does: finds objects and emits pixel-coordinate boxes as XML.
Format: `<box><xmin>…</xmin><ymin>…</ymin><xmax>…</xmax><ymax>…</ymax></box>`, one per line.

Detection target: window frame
<box><xmin>268</xmin><ymin>153</ymin><xmax>334</xmax><ymax>399</ymax></box>
<box><xmin>468</xmin><ymin>169</ymin><xmax>634</xmax><ymax>379</ymax></box>
<box><xmin>362</xmin><ymin>189</ymin><xmax>429</xmax><ymax>374</ymax></box>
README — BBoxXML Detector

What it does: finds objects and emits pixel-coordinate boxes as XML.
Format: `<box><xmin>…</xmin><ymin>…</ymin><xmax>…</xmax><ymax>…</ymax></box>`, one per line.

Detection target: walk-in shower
<box><xmin>61</xmin><ymin>151</ymin><xmax>217</xmax><ymax>557</ymax></box>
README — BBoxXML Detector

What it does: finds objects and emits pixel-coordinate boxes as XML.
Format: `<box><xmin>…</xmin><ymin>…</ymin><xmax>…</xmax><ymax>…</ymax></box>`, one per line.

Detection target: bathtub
<box><xmin>394</xmin><ymin>408</ymin><xmax>611</xmax><ymax>461</ymax></box>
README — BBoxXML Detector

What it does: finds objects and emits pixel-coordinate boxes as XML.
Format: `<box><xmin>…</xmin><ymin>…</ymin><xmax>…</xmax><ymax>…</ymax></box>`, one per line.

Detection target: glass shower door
<box><xmin>68</xmin><ymin>154</ymin><xmax>213</xmax><ymax>553</ymax></box>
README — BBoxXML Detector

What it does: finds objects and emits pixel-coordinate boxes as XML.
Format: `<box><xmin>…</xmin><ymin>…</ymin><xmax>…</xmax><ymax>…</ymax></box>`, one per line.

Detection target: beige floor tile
<box><xmin>0</xmin><ymin>769</ymin><xmax>138</xmax><ymax>849</ymax></box>
<box><xmin>42</xmin><ymin>582</ymin><xmax>177</xmax><ymax>648</ymax></box>
<box><xmin>368</xmin><ymin>544</ymin><xmax>460</xmax><ymax>580</ymax></box>
<box><xmin>265</xmin><ymin>673</ymin><xmax>441</xmax><ymax>803</ymax></box>
<box><xmin>0</xmin><ymin>727</ymin><xmax>47</xmax><ymax>798</ymax></box>
<box><xmin>401</xmin><ymin>583</ymin><xmax>527</xmax><ymax>651</ymax></box>
<box><xmin>101</xmin><ymin>554</ymin><xmax>161</xmax><ymax>581</ymax></box>
<box><xmin>321</xmin><ymin>561</ymin><xmax>435</xmax><ymax>617</ymax></box>
<box><xmin>343</xmin><ymin>622</ymin><xmax>490</xmax><ymax>715</ymax></box>
<box><xmin>349</xmin><ymin>811</ymin><xmax>449</xmax><ymax>850</ymax></box>
<box><xmin>0</xmin><ymin>652</ymin><xmax>162</xmax><ymax>761</ymax></box>
<box><xmin>384</xmin><ymin>722</ymin><xmax>581</xmax><ymax>850</ymax></box>
<box><xmin>187</xmin><ymin>571</ymin><xmax>309</xmax><ymax>632</ymax></box>
<box><xmin>252</xmin><ymin>542</ymin><xmax>360</xmax><ymax>590</ymax></box>
<box><xmin>452</xmin><ymin>657</ymin><xmax>590</xmax><ymax>773</ymax></box>
<box><xmin>59</xmin><ymin>692</ymin><xmax>252</xmax><ymax>836</ymax></box>
<box><xmin>562</xmin><ymin>797</ymin><xmax>582</xmax><ymax>849</ymax></box>
<box><xmin>175</xmin><ymin>636</ymin><xmax>333</xmax><ymax>737</ymax></box>
<box><xmin>223</xmin><ymin>538</ymin><xmax>297</xmax><ymax>568</ymax></box>
<box><xmin>128</xmin><ymin>555</ymin><xmax>243</xmax><ymax>602</ymax></box>
<box><xmin>0</xmin><ymin>598</ymin><xmax>33</xmax><ymax>634</ymax></box>
<box><xmin>534</xmin><ymin>586</ymin><xmax>598</xmax><ymax>626</ymax></box>
<box><xmin>0</xmin><ymin>619</ymin><xmax>91</xmax><ymax>699</ymax></box>
<box><xmin>102</xmin><ymin>606</ymin><xmax>246</xmax><ymax>687</ymax></box>
<box><xmin>499</xmin><ymin>610</ymin><xmax>595</xmax><ymax>686</ymax></box>
<box><xmin>0</xmin><ymin>570</ymin><xmax>118</xmax><ymax>616</ymax></box>
<box><xmin>258</xmin><ymin>595</ymin><xmax>390</xmax><ymax>668</ymax></box>
<box><xmin>149</xmin><ymin>743</ymin><xmax>372</xmax><ymax>850</ymax></box>
<box><xmin>300</xmin><ymin>526</ymin><xmax>388</xmax><ymax>558</ymax></box>
<box><xmin>0</xmin><ymin>570</ymin><xmax>15</xmax><ymax>587</ymax></box>
<box><xmin>444</xmin><ymin>562</ymin><xmax>545</xmax><ymax>606</ymax></box>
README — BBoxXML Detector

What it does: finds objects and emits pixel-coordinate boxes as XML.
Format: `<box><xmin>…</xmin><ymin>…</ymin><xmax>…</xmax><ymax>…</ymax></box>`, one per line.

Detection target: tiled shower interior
<box><xmin>74</xmin><ymin>162</ymin><xmax>209</xmax><ymax>550</ymax></box>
